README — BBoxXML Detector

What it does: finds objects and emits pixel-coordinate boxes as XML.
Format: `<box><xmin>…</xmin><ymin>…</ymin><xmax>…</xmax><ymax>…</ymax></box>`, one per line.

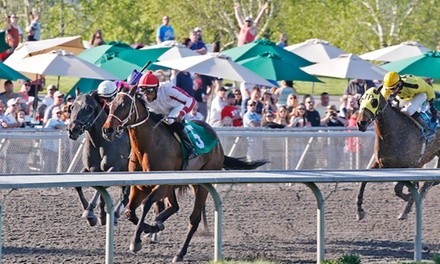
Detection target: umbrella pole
<box><xmin>311</xmin><ymin>82</ymin><xmax>315</xmax><ymax>96</ymax></box>
<box><xmin>57</xmin><ymin>76</ymin><xmax>60</xmax><ymax>90</ymax></box>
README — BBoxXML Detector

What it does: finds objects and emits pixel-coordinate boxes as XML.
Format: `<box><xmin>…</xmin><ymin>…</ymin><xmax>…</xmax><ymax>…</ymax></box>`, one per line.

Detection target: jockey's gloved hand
<box><xmin>429</xmin><ymin>99</ymin><xmax>438</xmax><ymax>123</ymax></box>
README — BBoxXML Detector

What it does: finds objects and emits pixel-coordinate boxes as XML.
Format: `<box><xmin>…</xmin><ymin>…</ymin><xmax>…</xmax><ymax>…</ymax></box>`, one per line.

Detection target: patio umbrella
<box><xmin>285</xmin><ymin>38</ymin><xmax>347</xmax><ymax>63</ymax></box>
<box><xmin>360</xmin><ymin>41</ymin><xmax>430</xmax><ymax>62</ymax></box>
<box><xmin>78</xmin><ymin>42</ymin><xmax>133</xmax><ymax>64</ymax></box>
<box><xmin>6</xmin><ymin>50</ymin><xmax>117</xmax><ymax>88</ymax></box>
<box><xmin>0</xmin><ymin>62</ymin><xmax>29</xmax><ymax>80</ymax></box>
<box><xmin>65</xmin><ymin>78</ymin><xmax>103</xmax><ymax>99</ymax></box>
<box><xmin>222</xmin><ymin>38</ymin><xmax>313</xmax><ymax>67</ymax></box>
<box><xmin>157</xmin><ymin>45</ymin><xmax>200</xmax><ymax>61</ymax></box>
<box><xmin>154</xmin><ymin>54</ymin><xmax>274</xmax><ymax>87</ymax></box>
<box><xmin>5</xmin><ymin>35</ymin><xmax>85</xmax><ymax>65</ymax></box>
<box><xmin>0</xmin><ymin>31</ymin><xmax>10</xmax><ymax>53</ymax></box>
<box><xmin>301</xmin><ymin>53</ymin><xmax>388</xmax><ymax>80</ymax></box>
<box><xmin>237</xmin><ymin>52</ymin><xmax>320</xmax><ymax>82</ymax></box>
<box><xmin>380</xmin><ymin>51</ymin><xmax>440</xmax><ymax>79</ymax></box>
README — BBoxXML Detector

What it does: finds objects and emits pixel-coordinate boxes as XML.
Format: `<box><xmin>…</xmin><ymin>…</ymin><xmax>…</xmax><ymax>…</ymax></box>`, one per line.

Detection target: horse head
<box><xmin>68</xmin><ymin>90</ymin><xmax>105</xmax><ymax>140</ymax></box>
<box><xmin>102</xmin><ymin>86</ymin><xmax>148</xmax><ymax>141</ymax></box>
<box><xmin>357</xmin><ymin>87</ymin><xmax>384</xmax><ymax>132</ymax></box>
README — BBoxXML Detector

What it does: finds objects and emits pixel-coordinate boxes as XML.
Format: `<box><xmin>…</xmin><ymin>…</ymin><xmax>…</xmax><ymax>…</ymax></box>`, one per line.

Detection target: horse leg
<box><xmin>356</xmin><ymin>182</ymin><xmax>367</xmax><ymax>220</ymax></box>
<box><xmin>130</xmin><ymin>185</ymin><xmax>174</xmax><ymax>253</ymax></box>
<box><xmin>98</xmin><ymin>193</ymin><xmax>107</xmax><ymax>225</ymax></box>
<box><xmin>145</xmin><ymin>200</ymin><xmax>166</xmax><ymax>243</ymax></box>
<box><xmin>79</xmin><ymin>189</ymin><xmax>100</xmax><ymax>227</ymax></box>
<box><xmin>115</xmin><ymin>186</ymin><xmax>130</xmax><ymax>220</ymax></box>
<box><xmin>173</xmin><ymin>185</ymin><xmax>209</xmax><ymax>263</ymax></box>
<box><xmin>398</xmin><ymin>182</ymin><xmax>434</xmax><ymax>220</ymax></box>
<box><xmin>394</xmin><ymin>182</ymin><xmax>412</xmax><ymax>202</ymax></box>
<box><xmin>125</xmin><ymin>185</ymin><xmax>151</xmax><ymax>225</ymax></box>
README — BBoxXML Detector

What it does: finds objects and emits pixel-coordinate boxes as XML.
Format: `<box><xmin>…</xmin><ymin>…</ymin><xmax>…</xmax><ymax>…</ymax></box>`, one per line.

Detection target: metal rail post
<box><xmin>94</xmin><ymin>186</ymin><xmax>115</xmax><ymax>264</ymax></box>
<box><xmin>403</xmin><ymin>181</ymin><xmax>422</xmax><ymax>263</ymax></box>
<box><xmin>304</xmin><ymin>183</ymin><xmax>325</xmax><ymax>263</ymax></box>
<box><xmin>201</xmin><ymin>183</ymin><xmax>222</xmax><ymax>262</ymax></box>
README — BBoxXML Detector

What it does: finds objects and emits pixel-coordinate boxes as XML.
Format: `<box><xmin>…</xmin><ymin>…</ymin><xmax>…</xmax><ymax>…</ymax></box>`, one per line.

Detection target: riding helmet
<box><xmin>97</xmin><ymin>80</ymin><xmax>117</xmax><ymax>98</ymax></box>
<box><xmin>383</xmin><ymin>71</ymin><xmax>400</xmax><ymax>89</ymax></box>
<box><xmin>139</xmin><ymin>71</ymin><xmax>159</xmax><ymax>88</ymax></box>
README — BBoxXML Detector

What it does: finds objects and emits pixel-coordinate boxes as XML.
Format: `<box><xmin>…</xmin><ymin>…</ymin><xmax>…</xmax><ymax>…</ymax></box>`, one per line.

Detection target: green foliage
<box><xmin>322</xmin><ymin>254</ymin><xmax>361</xmax><ymax>264</ymax></box>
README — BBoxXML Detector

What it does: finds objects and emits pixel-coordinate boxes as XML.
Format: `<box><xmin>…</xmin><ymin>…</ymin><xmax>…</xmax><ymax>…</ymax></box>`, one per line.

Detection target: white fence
<box><xmin>0</xmin><ymin>127</ymin><xmax>382</xmax><ymax>173</ymax></box>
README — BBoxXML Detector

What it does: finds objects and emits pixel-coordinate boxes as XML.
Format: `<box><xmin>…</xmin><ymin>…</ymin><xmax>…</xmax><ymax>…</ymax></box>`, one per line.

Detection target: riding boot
<box><xmin>171</xmin><ymin>122</ymin><xmax>197</xmax><ymax>160</ymax></box>
<box><xmin>412</xmin><ymin>112</ymin><xmax>435</xmax><ymax>141</ymax></box>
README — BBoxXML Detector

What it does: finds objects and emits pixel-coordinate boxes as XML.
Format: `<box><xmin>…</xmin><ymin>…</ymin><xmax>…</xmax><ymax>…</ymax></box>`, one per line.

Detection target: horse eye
<box><xmin>370</xmin><ymin>98</ymin><xmax>378</xmax><ymax>108</ymax></box>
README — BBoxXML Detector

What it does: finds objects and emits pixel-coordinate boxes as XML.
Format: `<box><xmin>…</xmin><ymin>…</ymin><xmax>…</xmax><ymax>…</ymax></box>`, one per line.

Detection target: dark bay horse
<box><xmin>356</xmin><ymin>87</ymin><xmax>440</xmax><ymax>220</ymax></box>
<box><xmin>102</xmin><ymin>88</ymin><xmax>266</xmax><ymax>262</ymax></box>
<box><xmin>68</xmin><ymin>90</ymin><xmax>131</xmax><ymax>226</ymax></box>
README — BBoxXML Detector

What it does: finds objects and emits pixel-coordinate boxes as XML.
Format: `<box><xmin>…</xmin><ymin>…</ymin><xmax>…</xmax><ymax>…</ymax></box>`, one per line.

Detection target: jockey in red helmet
<box><xmin>138</xmin><ymin>70</ymin><xmax>197</xmax><ymax>160</ymax></box>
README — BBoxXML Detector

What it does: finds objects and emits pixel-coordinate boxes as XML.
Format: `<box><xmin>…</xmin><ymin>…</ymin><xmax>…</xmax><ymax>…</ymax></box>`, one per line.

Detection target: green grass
<box><xmin>44</xmin><ymin>76</ymin><xmax>80</xmax><ymax>94</ymax></box>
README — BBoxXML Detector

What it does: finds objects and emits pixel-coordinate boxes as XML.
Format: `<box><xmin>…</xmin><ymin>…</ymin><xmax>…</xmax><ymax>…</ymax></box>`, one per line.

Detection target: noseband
<box><xmin>107</xmin><ymin>92</ymin><xmax>150</xmax><ymax>133</ymax></box>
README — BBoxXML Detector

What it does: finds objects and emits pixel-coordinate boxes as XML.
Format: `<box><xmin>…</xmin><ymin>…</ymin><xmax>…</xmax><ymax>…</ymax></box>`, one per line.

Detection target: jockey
<box><xmin>138</xmin><ymin>70</ymin><xmax>197</xmax><ymax>160</ymax></box>
<box><xmin>383</xmin><ymin>71</ymin><xmax>437</xmax><ymax>140</ymax></box>
<box><xmin>97</xmin><ymin>80</ymin><xmax>118</xmax><ymax>104</ymax></box>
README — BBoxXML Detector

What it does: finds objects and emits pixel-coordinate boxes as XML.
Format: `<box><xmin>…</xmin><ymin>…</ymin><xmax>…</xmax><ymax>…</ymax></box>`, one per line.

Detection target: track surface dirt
<box><xmin>1</xmin><ymin>182</ymin><xmax>439</xmax><ymax>263</ymax></box>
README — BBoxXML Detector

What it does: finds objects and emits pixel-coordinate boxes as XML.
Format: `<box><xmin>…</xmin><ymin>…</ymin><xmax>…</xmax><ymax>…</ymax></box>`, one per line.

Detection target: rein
<box><xmin>76</xmin><ymin>103</ymin><xmax>106</xmax><ymax>133</ymax></box>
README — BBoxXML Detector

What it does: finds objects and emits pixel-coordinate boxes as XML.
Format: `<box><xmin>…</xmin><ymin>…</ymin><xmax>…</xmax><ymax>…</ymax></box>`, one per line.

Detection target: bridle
<box><xmin>73</xmin><ymin>100</ymin><xmax>106</xmax><ymax>134</ymax></box>
<box><xmin>107</xmin><ymin>92</ymin><xmax>150</xmax><ymax>133</ymax></box>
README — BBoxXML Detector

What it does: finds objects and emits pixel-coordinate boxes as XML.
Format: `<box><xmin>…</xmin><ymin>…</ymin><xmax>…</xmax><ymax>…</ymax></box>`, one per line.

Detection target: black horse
<box><xmin>68</xmin><ymin>89</ymin><xmax>131</xmax><ymax>226</ymax></box>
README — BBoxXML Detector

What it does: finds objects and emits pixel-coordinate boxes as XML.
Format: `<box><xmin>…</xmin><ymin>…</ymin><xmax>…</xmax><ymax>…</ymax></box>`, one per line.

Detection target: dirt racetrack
<box><xmin>1</xmin><ymin>181</ymin><xmax>439</xmax><ymax>264</ymax></box>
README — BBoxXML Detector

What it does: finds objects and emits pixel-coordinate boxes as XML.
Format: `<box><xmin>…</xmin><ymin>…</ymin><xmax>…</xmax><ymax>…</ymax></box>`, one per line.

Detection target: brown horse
<box><xmin>356</xmin><ymin>87</ymin><xmax>440</xmax><ymax>220</ymax></box>
<box><xmin>102</xmin><ymin>87</ymin><xmax>266</xmax><ymax>262</ymax></box>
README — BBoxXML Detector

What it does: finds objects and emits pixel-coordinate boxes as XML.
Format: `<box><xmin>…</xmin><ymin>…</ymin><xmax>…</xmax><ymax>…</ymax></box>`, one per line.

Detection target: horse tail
<box><xmin>223</xmin><ymin>155</ymin><xmax>267</xmax><ymax>170</ymax></box>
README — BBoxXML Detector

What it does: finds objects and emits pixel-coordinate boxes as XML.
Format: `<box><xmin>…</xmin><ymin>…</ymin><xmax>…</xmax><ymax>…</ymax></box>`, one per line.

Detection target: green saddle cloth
<box><xmin>183</xmin><ymin>120</ymin><xmax>219</xmax><ymax>156</ymax></box>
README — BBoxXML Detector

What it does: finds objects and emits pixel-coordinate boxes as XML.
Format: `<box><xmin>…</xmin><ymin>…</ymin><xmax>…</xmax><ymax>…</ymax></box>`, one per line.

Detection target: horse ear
<box><xmin>90</xmin><ymin>90</ymin><xmax>100</xmax><ymax>101</ymax></box>
<box><xmin>75</xmin><ymin>86</ymin><xmax>80</xmax><ymax>97</ymax></box>
<box><xmin>129</xmin><ymin>85</ymin><xmax>137</xmax><ymax>96</ymax></box>
<box><xmin>373</xmin><ymin>85</ymin><xmax>383</xmax><ymax>95</ymax></box>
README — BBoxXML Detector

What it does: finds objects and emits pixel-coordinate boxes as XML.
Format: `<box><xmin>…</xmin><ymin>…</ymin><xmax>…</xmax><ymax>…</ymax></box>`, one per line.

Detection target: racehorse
<box><xmin>68</xmin><ymin>89</ymin><xmax>131</xmax><ymax>226</ymax></box>
<box><xmin>102</xmin><ymin>87</ymin><xmax>267</xmax><ymax>262</ymax></box>
<box><xmin>356</xmin><ymin>86</ymin><xmax>440</xmax><ymax>220</ymax></box>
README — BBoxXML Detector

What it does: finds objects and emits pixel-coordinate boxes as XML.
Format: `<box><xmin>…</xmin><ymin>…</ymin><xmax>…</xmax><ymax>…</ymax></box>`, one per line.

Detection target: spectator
<box><xmin>15</xmin><ymin>108</ymin><xmax>29</xmax><ymax>128</ymax></box>
<box><xmin>274</xmin><ymin>105</ymin><xmax>289</xmax><ymax>127</ymax></box>
<box><xmin>61</xmin><ymin>103</ymin><xmax>72</xmax><ymax>125</ymax></box>
<box><xmin>0</xmin><ymin>101</ymin><xmax>6</xmax><ymax>125</ymax></box>
<box><xmin>181</xmin><ymin>37</ymin><xmax>191</xmax><ymax>47</ymax></box>
<box><xmin>340</xmin><ymin>94</ymin><xmax>359</xmax><ymax>119</ymax></box>
<box><xmin>43</xmin><ymin>106</ymin><xmax>66</xmax><ymax>172</ymax></box>
<box><xmin>37</xmin><ymin>84</ymin><xmax>57</xmax><ymax>118</ymax></box>
<box><xmin>175</xmin><ymin>70</ymin><xmax>194</xmax><ymax>97</ymax></box>
<box><xmin>29</xmin><ymin>11</ymin><xmax>41</xmax><ymax>41</ymax></box>
<box><xmin>156</xmin><ymin>15</ymin><xmax>175</xmax><ymax>44</ymax></box>
<box><xmin>6</xmin><ymin>14</ymin><xmax>21</xmax><ymax>50</ymax></box>
<box><xmin>1</xmin><ymin>98</ymin><xmax>20</xmax><ymax>128</ymax></box>
<box><xmin>243</xmin><ymin>99</ymin><xmax>261</xmax><ymax>127</ymax></box>
<box><xmin>193</xmin><ymin>27</ymin><xmax>203</xmax><ymax>41</ymax></box>
<box><xmin>207</xmin><ymin>87</ymin><xmax>228</xmax><ymax>127</ymax></box>
<box><xmin>262</xmin><ymin>110</ymin><xmax>284</xmax><ymax>128</ymax></box>
<box><xmin>185</xmin><ymin>101</ymin><xmax>204</xmax><ymax>121</ymax></box>
<box><xmin>315</xmin><ymin>92</ymin><xmax>331</xmax><ymax>117</ymax></box>
<box><xmin>285</xmin><ymin>93</ymin><xmax>299</xmax><ymax>114</ymax></box>
<box><xmin>288</xmin><ymin>103</ymin><xmax>309</xmax><ymax>127</ymax></box>
<box><xmin>243</xmin><ymin>86</ymin><xmax>263</xmax><ymax>116</ymax></box>
<box><xmin>233</xmin><ymin>89</ymin><xmax>242</xmax><ymax>107</ymax></box>
<box><xmin>303</xmin><ymin>95</ymin><xmax>322</xmax><ymax>126</ymax></box>
<box><xmin>66</xmin><ymin>95</ymin><xmax>75</xmax><ymax>104</ymax></box>
<box><xmin>43</xmin><ymin>91</ymin><xmax>64</xmax><ymax>125</ymax></box>
<box><xmin>90</xmin><ymin>29</ymin><xmax>105</xmax><ymax>47</ymax></box>
<box><xmin>192</xmin><ymin>74</ymin><xmax>213</xmax><ymax>121</ymax></box>
<box><xmin>261</xmin><ymin>90</ymin><xmax>277</xmax><ymax>115</ymax></box>
<box><xmin>276</xmin><ymin>80</ymin><xmax>297</xmax><ymax>107</ymax></box>
<box><xmin>234</xmin><ymin>2</ymin><xmax>269</xmax><ymax>46</ymax></box>
<box><xmin>221</xmin><ymin>92</ymin><xmax>243</xmax><ymax>127</ymax></box>
<box><xmin>0</xmin><ymin>80</ymin><xmax>20</xmax><ymax>106</ymax></box>
<box><xmin>17</xmin><ymin>81</ymin><xmax>33</xmax><ymax>114</ymax></box>
<box><xmin>25</xmin><ymin>26</ymin><xmax>36</xmax><ymax>41</ymax></box>
<box><xmin>344</xmin><ymin>79</ymin><xmax>375</xmax><ymax>100</ymax></box>
<box><xmin>189</xmin><ymin>30</ymin><xmax>207</xmax><ymax>55</ymax></box>
<box><xmin>276</xmin><ymin>33</ymin><xmax>288</xmax><ymax>48</ymax></box>
<box><xmin>321</xmin><ymin>104</ymin><xmax>348</xmax><ymax>127</ymax></box>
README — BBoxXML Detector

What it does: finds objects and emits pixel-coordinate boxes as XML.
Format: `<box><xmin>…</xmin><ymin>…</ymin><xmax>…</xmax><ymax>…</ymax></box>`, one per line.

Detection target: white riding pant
<box><xmin>400</xmin><ymin>93</ymin><xmax>427</xmax><ymax>116</ymax></box>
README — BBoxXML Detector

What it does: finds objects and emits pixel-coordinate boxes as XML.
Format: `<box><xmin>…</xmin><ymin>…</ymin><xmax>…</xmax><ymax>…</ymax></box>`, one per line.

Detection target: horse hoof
<box><xmin>87</xmin><ymin>216</ymin><xmax>98</xmax><ymax>227</ymax></box>
<box><xmin>155</xmin><ymin>221</ymin><xmax>165</xmax><ymax>231</ymax></box>
<box><xmin>196</xmin><ymin>229</ymin><xmax>212</xmax><ymax>237</ymax></box>
<box><xmin>143</xmin><ymin>233</ymin><xmax>160</xmax><ymax>243</ymax></box>
<box><xmin>356</xmin><ymin>210</ymin><xmax>365</xmax><ymax>221</ymax></box>
<box><xmin>172</xmin><ymin>255</ymin><xmax>183</xmax><ymax>263</ymax></box>
<box><xmin>398</xmin><ymin>213</ymin><xmax>408</xmax><ymax>220</ymax></box>
<box><xmin>129</xmin><ymin>241</ymin><xmax>142</xmax><ymax>253</ymax></box>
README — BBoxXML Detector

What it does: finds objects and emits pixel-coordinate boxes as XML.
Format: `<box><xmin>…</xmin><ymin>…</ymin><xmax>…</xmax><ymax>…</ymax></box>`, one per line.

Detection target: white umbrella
<box><xmin>285</xmin><ymin>38</ymin><xmax>347</xmax><ymax>63</ymax></box>
<box><xmin>5</xmin><ymin>35</ymin><xmax>85</xmax><ymax>65</ymax></box>
<box><xmin>157</xmin><ymin>45</ymin><xmax>200</xmax><ymax>61</ymax></box>
<box><xmin>360</xmin><ymin>41</ymin><xmax>430</xmax><ymax>62</ymax></box>
<box><xmin>6</xmin><ymin>50</ymin><xmax>117</xmax><ymax>87</ymax></box>
<box><xmin>154</xmin><ymin>54</ymin><xmax>274</xmax><ymax>86</ymax></box>
<box><xmin>301</xmin><ymin>53</ymin><xmax>388</xmax><ymax>80</ymax></box>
